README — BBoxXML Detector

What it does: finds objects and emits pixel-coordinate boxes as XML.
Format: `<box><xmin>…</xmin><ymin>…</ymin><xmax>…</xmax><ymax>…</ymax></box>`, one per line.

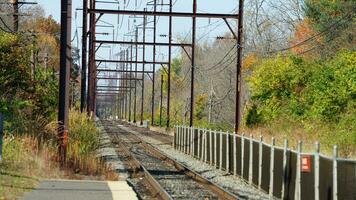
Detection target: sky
<box><xmin>33</xmin><ymin>0</ymin><xmax>238</xmax><ymax>85</ymax></box>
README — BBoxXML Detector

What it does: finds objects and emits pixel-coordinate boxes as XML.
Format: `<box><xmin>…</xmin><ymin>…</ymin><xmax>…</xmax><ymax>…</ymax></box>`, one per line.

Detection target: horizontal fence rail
<box><xmin>173</xmin><ymin>125</ymin><xmax>356</xmax><ymax>200</ymax></box>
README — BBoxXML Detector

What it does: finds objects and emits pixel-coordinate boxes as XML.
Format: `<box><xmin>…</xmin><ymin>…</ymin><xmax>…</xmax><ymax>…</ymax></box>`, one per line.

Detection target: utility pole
<box><xmin>58</xmin><ymin>0</ymin><xmax>72</xmax><ymax>167</ymax></box>
<box><xmin>167</xmin><ymin>0</ymin><xmax>172</xmax><ymax>128</ymax></box>
<box><xmin>235</xmin><ymin>0</ymin><xmax>244</xmax><ymax>133</ymax></box>
<box><xmin>159</xmin><ymin>74</ymin><xmax>163</xmax><ymax>127</ymax></box>
<box><xmin>126</xmin><ymin>48</ymin><xmax>129</xmax><ymax>120</ymax></box>
<box><xmin>141</xmin><ymin>10</ymin><xmax>146</xmax><ymax>126</ymax></box>
<box><xmin>12</xmin><ymin>0</ymin><xmax>18</xmax><ymax>32</ymax></box>
<box><xmin>81</xmin><ymin>0</ymin><xmax>88</xmax><ymax>112</ymax></box>
<box><xmin>123</xmin><ymin>50</ymin><xmax>127</xmax><ymax>120</ymax></box>
<box><xmin>189</xmin><ymin>0</ymin><xmax>197</xmax><ymax>127</ymax></box>
<box><xmin>151</xmin><ymin>0</ymin><xmax>157</xmax><ymax>125</ymax></box>
<box><xmin>133</xmin><ymin>27</ymin><xmax>138</xmax><ymax>123</ymax></box>
<box><xmin>128</xmin><ymin>43</ymin><xmax>133</xmax><ymax>122</ymax></box>
<box><xmin>87</xmin><ymin>0</ymin><xmax>96</xmax><ymax>116</ymax></box>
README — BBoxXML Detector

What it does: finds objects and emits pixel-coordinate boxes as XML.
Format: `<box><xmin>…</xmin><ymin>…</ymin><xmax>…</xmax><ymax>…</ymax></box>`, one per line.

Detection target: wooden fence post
<box><xmin>333</xmin><ymin>145</ymin><xmax>338</xmax><ymax>200</ymax></box>
<box><xmin>198</xmin><ymin>128</ymin><xmax>201</xmax><ymax>159</ymax></box>
<box><xmin>214</xmin><ymin>130</ymin><xmax>217</xmax><ymax>168</ymax></box>
<box><xmin>201</xmin><ymin>129</ymin><xmax>205</xmax><ymax>162</ymax></box>
<box><xmin>295</xmin><ymin>141</ymin><xmax>302</xmax><ymax>200</ymax></box>
<box><xmin>269</xmin><ymin>138</ymin><xmax>275</xmax><ymax>198</ymax></box>
<box><xmin>210</xmin><ymin>129</ymin><xmax>213</xmax><ymax>165</ymax></box>
<box><xmin>281</xmin><ymin>139</ymin><xmax>289</xmax><ymax>199</ymax></box>
<box><xmin>177</xmin><ymin>127</ymin><xmax>183</xmax><ymax>150</ymax></box>
<box><xmin>241</xmin><ymin>133</ymin><xmax>245</xmax><ymax>178</ymax></box>
<box><xmin>315</xmin><ymin>142</ymin><xmax>320</xmax><ymax>200</ymax></box>
<box><xmin>249</xmin><ymin>134</ymin><xmax>253</xmax><ymax>184</ymax></box>
<box><xmin>190</xmin><ymin>127</ymin><xmax>194</xmax><ymax>156</ymax></box>
<box><xmin>205</xmin><ymin>129</ymin><xmax>208</xmax><ymax>163</ymax></box>
<box><xmin>258</xmin><ymin>135</ymin><xmax>263</xmax><ymax>189</ymax></box>
<box><xmin>219</xmin><ymin>130</ymin><xmax>223</xmax><ymax>170</ymax></box>
<box><xmin>181</xmin><ymin>126</ymin><xmax>184</xmax><ymax>151</ymax></box>
<box><xmin>226</xmin><ymin>132</ymin><xmax>230</xmax><ymax>172</ymax></box>
<box><xmin>233</xmin><ymin>134</ymin><xmax>237</xmax><ymax>176</ymax></box>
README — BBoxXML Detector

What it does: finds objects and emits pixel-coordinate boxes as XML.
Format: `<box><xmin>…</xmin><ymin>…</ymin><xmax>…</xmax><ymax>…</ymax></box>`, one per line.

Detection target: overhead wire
<box><xmin>263</xmin><ymin>11</ymin><xmax>354</xmax><ymax>55</ymax></box>
<box><xmin>0</xmin><ymin>17</ymin><xmax>14</xmax><ymax>33</ymax></box>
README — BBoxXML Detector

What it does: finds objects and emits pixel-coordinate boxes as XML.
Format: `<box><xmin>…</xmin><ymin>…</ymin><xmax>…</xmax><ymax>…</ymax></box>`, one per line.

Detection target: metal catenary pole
<box><xmin>189</xmin><ymin>0</ymin><xmax>197</xmax><ymax>127</ymax></box>
<box><xmin>141</xmin><ymin>11</ymin><xmax>147</xmax><ymax>125</ymax></box>
<box><xmin>123</xmin><ymin>50</ymin><xmax>127</xmax><ymax>120</ymax></box>
<box><xmin>91</xmin><ymin>0</ymin><xmax>97</xmax><ymax>116</ymax></box>
<box><xmin>58</xmin><ymin>0</ymin><xmax>72</xmax><ymax>167</ymax></box>
<box><xmin>128</xmin><ymin>42</ymin><xmax>133</xmax><ymax>121</ymax></box>
<box><xmin>235</xmin><ymin>0</ymin><xmax>244</xmax><ymax>133</ymax></box>
<box><xmin>80</xmin><ymin>0</ymin><xmax>88</xmax><ymax>112</ymax></box>
<box><xmin>87</xmin><ymin>0</ymin><xmax>95</xmax><ymax>115</ymax></box>
<box><xmin>12</xmin><ymin>0</ymin><xmax>18</xmax><ymax>32</ymax></box>
<box><xmin>133</xmin><ymin>27</ymin><xmax>138</xmax><ymax>123</ymax></box>
<box><xmin>151</xmin><ymin>0</ymin><xmax>157</xmax><ymax>125</ymax></box>
<box><xmin>167</xmin><ymin>0</ymin><xmax>172</xmax><ymax>128</ymax></box>
<box><xmin>159</xmin><ymin>74</ymin><xmax>163</xmax><ymax>126</ymax></box>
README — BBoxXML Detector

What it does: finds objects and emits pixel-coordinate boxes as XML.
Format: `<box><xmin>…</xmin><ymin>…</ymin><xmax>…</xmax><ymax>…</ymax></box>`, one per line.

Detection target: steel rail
<box><xmin>115</xmin><ymin>141</ymin><xmax>173</xmax><ymax>199</ymax></box>
<box><xmin>118</xmin><ymin>124</ymin><xmax>242</xmax><ymax>200</ymax></box>
<box><xmin>111</xmin><ymin>128</ymin><xmax>173</xmax><ymax>200</ymax></box>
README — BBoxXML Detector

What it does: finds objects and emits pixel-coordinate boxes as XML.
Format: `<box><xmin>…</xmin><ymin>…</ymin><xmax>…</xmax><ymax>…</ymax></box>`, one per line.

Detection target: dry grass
<box><xmin>0</xmin><ymin>110</ymin><xmax>119</xmax><ymax>199</ymax></box>
<box><xmin>241</xmin><ymin>118</ymin><xmax>356</xmax><ymax>158</ymax></box>
<box><xmin>0</xmin><ymin>135</ymin><xmax>63</xmax><ymax>200</ymax></box>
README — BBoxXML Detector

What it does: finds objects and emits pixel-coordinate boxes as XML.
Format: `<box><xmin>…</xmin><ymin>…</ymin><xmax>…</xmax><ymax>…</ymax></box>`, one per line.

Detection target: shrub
<box><xmin>246</xmin><ymin>51</ymin><xmax>356</xmax><ymax>155</ymax></box>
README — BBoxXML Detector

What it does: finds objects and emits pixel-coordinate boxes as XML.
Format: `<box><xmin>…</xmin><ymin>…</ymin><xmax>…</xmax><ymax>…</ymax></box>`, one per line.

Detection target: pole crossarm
<box><xmin>95</xmin><ymin>59</ymin><xmax>168</xmax><ymax>65</ymax></box>
<box><xmin>97</xmin><ymin>69</ymin><xmax>155</xmax><ymax>73</ymax></box>
<box><xmin>97</xmin><ymin>93</ymin><xmax>128</xmax><ymax>95</ymax></box>
<box><xmin>97</xmin><ymin>89</ymin><xmax>132</xmax><ymax>92</ymax></box>
<box><xmin>88</xmin><ymin>9</ymin><xmax>239</xmax><ymax>19</ymax></box>
<box><xmin>97</xmin><ymin>85</ymin><xmax>121</xmax><ymax>88</ymax></box>
<box><xmin>94</xmin><ymin>40</ymin><xmax>191</xmax><ymax>47</ymax></box>
<box><xmin>97</xmin><ymin>86</ymin><xmax>135</xmax><ymax>89</ymax></box>
<box><xmin>96</xmin><ymin>77</ymin><xmax>143</xmax><ymax>80</ymax></box>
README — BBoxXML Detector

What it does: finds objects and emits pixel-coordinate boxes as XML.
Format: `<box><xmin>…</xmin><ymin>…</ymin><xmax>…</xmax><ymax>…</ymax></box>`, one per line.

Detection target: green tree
<box><xmin>247</xmin><ymin>51</ymin><xmax>355</xmax><ymax>125</ymax></box>
<box><xmin>0</xmin><ymin>32</ymin><xmax>32</xmax><ymax>115</ymax></box>
<box><xmin>303</xmin><ymin>0</ymin><xmax>355</xmax><ymax>55</ymax></box>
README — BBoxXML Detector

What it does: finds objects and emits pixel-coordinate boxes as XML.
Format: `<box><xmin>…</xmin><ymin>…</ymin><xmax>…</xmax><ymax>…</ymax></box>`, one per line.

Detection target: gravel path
<box><xmin>96</xmin><ymin>120</ymin><xmax>130</xmax><ymax>180</ymax></box>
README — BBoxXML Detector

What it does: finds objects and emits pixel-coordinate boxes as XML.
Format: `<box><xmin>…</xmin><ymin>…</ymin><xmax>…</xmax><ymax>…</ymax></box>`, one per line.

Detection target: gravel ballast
<box><xmin>117</xmin><ymin>123</ymin><xmax>271</xmax><ymax>200</ymax></box>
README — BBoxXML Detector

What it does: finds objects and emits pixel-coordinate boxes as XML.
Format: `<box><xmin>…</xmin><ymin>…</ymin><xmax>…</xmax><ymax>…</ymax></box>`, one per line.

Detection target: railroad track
<box><xmin>101</xmin><ymin>120</ymin><xmax>243</xmax><ymax>200</ymax></box>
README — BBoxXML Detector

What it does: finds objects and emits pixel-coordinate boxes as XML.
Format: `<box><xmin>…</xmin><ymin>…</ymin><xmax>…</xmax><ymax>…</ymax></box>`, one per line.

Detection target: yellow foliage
<box><xmin>242</xmin><ymin>53</ymin><xmax>258</xmax><ymax>71</ymax></box>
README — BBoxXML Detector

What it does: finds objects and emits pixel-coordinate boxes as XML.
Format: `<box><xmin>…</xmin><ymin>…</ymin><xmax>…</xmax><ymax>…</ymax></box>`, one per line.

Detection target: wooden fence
<box><xmin>173</xmin><ymin>126</ymin><xmax>356</xmax><ymax>200</ymax></box>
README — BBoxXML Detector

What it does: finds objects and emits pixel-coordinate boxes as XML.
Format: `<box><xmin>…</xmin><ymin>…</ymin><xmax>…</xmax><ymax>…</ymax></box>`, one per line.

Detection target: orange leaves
<box><xmin>242</xmin><ymin>53</ymin><xmax>258</xmax><ymax>71</ymax></box>
<box><xmin>35</xmin><ymin>16</ymin><xmax>60</xmax><ymax>35</ymax></box>
<box><xmin>289</xmin><ymin>19</ymin><xmax>323</xmax><ymax>56</ymax></box>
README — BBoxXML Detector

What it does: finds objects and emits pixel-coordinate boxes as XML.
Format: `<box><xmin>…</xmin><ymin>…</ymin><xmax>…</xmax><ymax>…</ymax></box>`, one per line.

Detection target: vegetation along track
<box><xmin>101</xmin><ymin>120</ymin><xmax>242</xmax><ymax>200</ymax></box>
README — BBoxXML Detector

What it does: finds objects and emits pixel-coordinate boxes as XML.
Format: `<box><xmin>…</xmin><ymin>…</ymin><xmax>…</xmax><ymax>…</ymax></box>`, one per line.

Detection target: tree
<box><xmin>0</xmin><ymin>31</ymin><xmax>32</xmax><ymax>115</ymax></box>
<box><xmin>303</xmin><ymin>0</ymin><xmax>355</xmax><ymax>55</ymax></box>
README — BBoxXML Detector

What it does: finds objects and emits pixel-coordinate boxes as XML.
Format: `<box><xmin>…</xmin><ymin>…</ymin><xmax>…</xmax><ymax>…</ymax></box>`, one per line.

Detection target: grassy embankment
<box><xmin>0</xmin><ymin>110</ymin><xmax>117</xmax><ymax>200</ymax></box>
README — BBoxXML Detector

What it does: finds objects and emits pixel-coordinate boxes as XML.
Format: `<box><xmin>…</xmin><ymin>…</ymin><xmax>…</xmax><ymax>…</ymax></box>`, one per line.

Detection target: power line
<box><xmin>265</xmin><ymin>11</ymin><xmax>353</xmax><ymax>55</ymax></box>
<box><xmin>0</xmin><ymin>17</ymin><xmax>14</xmax><ymax>33</ymax></box>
